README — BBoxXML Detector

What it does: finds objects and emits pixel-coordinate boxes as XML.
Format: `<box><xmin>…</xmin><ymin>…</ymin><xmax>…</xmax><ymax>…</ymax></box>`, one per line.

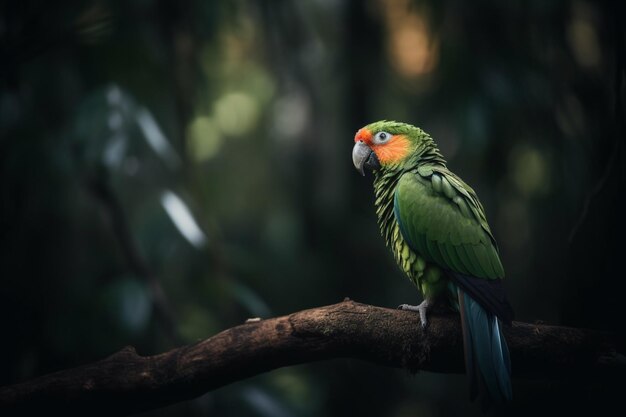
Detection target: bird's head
<box><xmin>352</xmin><ymin>120</ymin><xmax>437</xmax><ymax>176</ymax></box>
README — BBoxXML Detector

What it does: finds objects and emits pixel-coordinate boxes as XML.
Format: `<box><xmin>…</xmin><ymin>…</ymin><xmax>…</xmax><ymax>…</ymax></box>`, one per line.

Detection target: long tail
<box><xmin>457</xmin><ymin>287</ymin><xmax>512</xmax><ymax>406</ymax></box>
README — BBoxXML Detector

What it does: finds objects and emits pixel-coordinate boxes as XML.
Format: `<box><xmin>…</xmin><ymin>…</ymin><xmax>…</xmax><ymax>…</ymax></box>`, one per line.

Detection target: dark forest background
<box><xmin>1</xmin><ymin>1</ymin><xmax>625</xmax><ymax>416</ymax></box>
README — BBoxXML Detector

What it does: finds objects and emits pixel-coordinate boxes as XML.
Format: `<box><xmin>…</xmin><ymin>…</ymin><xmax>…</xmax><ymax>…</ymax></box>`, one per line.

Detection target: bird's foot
<box><xmin>398</xmin><ymin>299</ymin><xmax>431</xmax><ymax>328</ymax></box>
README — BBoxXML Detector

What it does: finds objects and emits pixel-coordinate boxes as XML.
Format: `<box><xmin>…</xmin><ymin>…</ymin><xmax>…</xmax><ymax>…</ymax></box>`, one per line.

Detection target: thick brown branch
<box><xmin>0</xmin><ymin>300</ymin><xmax>623</xmax><ymax>416</ymax></box>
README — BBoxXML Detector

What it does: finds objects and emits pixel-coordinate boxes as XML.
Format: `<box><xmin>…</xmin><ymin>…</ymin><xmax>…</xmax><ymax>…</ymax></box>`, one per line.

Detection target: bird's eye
<box><xmin>374</xmin><ymin>131</ymin><xmax>392</xmax><ymax>144</ymax></box>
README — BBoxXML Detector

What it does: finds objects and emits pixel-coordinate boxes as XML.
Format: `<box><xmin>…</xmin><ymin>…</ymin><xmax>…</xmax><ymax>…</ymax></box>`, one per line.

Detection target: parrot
<box><xmin>352</xmin><ymin>120</ymin><xmax>513</xmax><ymax>405</ymax></box>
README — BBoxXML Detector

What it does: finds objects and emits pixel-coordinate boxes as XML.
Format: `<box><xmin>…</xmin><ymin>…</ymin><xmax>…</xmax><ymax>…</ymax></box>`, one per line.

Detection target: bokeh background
<box><xmin>1</xmin><ymin>0</ymin><xmax>624</xmax><ymax>416</ymax></box>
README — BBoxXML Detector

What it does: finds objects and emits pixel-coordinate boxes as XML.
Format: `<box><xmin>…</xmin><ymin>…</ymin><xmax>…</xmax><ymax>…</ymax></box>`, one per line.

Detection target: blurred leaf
<box><xmin>102</xmin><ymin>277</ymin><xmax>152</xmax><ymax>334</ymax></box>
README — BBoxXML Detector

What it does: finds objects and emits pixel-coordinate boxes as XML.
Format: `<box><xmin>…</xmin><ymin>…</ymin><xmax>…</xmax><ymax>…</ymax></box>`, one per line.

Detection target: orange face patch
<box><xmin>354</xmin><ymin>128</ymin><xmax>411</xmax><ymax>165</ymax></box>
<box><xmin>372</xmin><ymin>135</ymin><xmax>411</xmax><ymax>164</ymax></box>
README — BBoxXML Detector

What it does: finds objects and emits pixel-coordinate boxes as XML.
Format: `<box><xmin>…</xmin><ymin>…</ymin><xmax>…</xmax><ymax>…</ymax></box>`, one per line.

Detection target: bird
<box><xmin>352</xmin><ymin>120</ymin><xmax>513</xmax><ymax>405</ymax></box>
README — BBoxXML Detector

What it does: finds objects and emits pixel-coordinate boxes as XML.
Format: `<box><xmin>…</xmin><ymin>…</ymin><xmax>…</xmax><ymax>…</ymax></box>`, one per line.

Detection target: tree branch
<box><xmin>0</xmin><ymin>300</ymin><xmax>623</xmax><ymax>416</ymax></box>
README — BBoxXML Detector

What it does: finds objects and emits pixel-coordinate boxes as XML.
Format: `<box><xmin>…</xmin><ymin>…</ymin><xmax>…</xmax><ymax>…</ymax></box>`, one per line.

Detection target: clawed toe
<box><xmin>397</xmin><ymin>300</ymin><xmax>430</xmax><ymax>328</ymax></box>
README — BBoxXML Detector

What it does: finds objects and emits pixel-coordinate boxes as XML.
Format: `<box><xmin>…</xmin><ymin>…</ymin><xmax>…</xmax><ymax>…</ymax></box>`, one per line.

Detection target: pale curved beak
<box><xmin>352</xmin><ymin>141</ymin><xmax>381</xmax><ymax>176</ymax></box>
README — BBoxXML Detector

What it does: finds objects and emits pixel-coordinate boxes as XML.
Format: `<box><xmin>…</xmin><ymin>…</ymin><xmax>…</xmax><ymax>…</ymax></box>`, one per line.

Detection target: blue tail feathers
<box><xmin>458</xmin><ymin>287</ymin><xmax>512</xmax><ymax>405</ymax></box>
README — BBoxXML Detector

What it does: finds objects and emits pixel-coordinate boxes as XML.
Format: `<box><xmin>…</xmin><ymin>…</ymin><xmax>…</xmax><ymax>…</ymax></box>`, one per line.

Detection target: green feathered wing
<box><xmin>393</xmin><ymin>165</ymin><xmax>504</xmax><ymax>280</ymax></box>
<box><xmin>393</xmin><ymin>164</ymin><xmax>512</xmax><ymax>404</ymax></box>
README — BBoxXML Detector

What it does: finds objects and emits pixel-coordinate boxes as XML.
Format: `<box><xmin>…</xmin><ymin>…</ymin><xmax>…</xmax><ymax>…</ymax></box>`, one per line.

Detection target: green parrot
<box><xmin>352</xmin><ymin>120</ymin><xmax>513</xmax><ymax>404</ymax></box>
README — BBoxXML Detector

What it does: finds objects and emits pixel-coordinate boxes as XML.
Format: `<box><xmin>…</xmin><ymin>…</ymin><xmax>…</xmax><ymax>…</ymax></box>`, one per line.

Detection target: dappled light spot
<box><xmin>188</xmin><ymin>116</ymin><xmax>223</xmax><ymax>161</ymax></box>
<box><xmin>214</xmin><ymin>92</ymin><xmax>260</xmax><ymax>137</ymax></box>
<box><xmin>380</xmin><ymin>0</ymin><xmax>439</xmax><ymax>79</ymax></box>
<box><xmin>509</xmin><ymin>145</ymin><xmax>550</xmax><ymax>197</ymax></box>
<box><xmin>272</xmin><ymin>91</ymin><xmax>311</xmax><ymax>141</ymax></box>
<box><xmin>136</xmin><ymin>108</ymin><xmax>180</xmax><ymax>169</ymax></box>
<box><xmin>567</xmin><ymin>2</ymin><xmax>601</xmax><ymax>70</ymax></box>
<box><xmin>160</xmin><ymin>190</ymin><xmax>207</xmax><ymax>248</ymax></box>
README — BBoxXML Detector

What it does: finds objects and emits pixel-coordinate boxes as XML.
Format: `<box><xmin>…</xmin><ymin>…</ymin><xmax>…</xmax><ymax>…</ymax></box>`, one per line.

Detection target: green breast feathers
<box><xmin>374</xmin><ymin>164</ymin><xmax>504</xmax><ymax>293</ymax></box>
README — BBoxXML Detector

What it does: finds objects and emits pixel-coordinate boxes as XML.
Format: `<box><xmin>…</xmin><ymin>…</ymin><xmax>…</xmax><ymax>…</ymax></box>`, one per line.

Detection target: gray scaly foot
<box><xmin>398</xmin><ymin>299</ymin><xmax>431</xmax><ymax>328</ymax></box>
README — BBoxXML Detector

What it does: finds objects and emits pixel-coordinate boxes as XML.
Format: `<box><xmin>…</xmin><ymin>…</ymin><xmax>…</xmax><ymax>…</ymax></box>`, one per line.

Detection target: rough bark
<box><xmin>0</xmin><ymin>300</ymin><xmax>623</xmax><ymax>416</ymax></box>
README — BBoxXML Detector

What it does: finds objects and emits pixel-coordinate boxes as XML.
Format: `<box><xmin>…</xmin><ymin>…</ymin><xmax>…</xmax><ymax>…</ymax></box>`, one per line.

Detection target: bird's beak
<box><xmin>352</xmin><ymin>141</ymin><xmax>381</xmax><ymax>176</ymax></box>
